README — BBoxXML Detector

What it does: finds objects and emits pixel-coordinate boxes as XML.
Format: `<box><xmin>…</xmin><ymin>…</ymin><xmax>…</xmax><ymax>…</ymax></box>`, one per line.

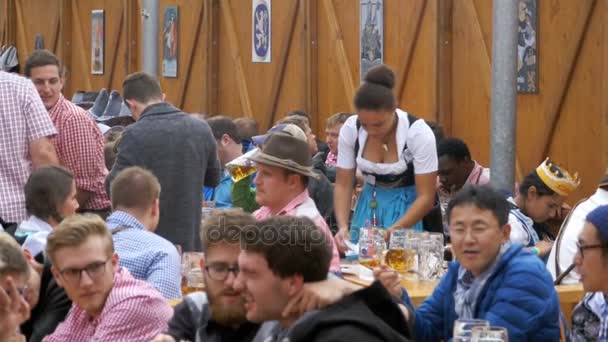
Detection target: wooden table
<box><xmin>343</xmin><ymin>275</ymin><xmax>585</xmax><ymax>324</ymax></box>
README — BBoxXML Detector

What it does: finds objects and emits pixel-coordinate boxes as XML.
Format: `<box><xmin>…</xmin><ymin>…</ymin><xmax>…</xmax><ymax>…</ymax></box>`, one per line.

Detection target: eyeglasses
<box><xmin>576</xmin><ymin>242</ymin><xmax>605</xmax><ymax>258</ymax></box>
<box><xmin>205</xmin><ymin>263</ymin><xmax>239</xmax><ymax>281</ymax></box>
<box><xmin>58</xmin><ymin>258</ymin><xmax>110</xmax><ymax>285</ymax></box>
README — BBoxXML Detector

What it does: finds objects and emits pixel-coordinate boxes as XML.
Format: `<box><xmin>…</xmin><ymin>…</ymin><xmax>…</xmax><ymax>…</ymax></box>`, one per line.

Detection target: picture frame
<box><xmin>91</xmin><ymin>9</ymin><xmax>105</xmax><ymax>75</ymax></box>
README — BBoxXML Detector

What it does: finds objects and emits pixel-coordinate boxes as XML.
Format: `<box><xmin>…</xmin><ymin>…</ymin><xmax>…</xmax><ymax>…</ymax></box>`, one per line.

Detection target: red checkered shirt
<box><xmin>42</xmin><ymin>267</ymin><xmax>173</xmax><ymax>342</ymax></box>
<box><xmin>48</xmin><ymin>95</ymin><xmax>110</xmax><ymax>210</ymax></box>
<box><xmin>0</xmin><ymin>72</ymin><xmax>56</xmax><ymax>222</ymax></box>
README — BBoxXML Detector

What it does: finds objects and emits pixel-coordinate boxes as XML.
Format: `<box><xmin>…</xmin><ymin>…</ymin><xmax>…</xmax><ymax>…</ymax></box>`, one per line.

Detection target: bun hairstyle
<box><xmin>354</xmin><ymin>64</ymin><xmax>396</xmax><ymax>111</ymax></box>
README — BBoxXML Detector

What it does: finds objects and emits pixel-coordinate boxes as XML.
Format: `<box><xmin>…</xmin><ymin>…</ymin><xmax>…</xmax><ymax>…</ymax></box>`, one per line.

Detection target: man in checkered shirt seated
<box><xmin>106</xmin><ymin>166</ymin><xmax>182</xmax><ymax>299</ymax></box>
<box><xmin>42</xmin><ymin>214</ymin><xmax>172</xmax><ymax>341</ymax></box>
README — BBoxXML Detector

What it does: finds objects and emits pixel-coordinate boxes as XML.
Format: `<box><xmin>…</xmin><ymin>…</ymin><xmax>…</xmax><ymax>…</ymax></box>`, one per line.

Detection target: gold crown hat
<box><xmin>535</xmin><ymin>158</ymin><xmax>581</xmax><ymax>196</ymax></box>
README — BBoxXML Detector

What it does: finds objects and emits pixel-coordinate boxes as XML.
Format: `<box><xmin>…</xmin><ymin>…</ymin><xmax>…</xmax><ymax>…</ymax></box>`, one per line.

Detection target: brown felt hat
<box><xmin>247</xmin><ymin>132</ymin><xmax>318</xmax><ymax>179</ymax></box>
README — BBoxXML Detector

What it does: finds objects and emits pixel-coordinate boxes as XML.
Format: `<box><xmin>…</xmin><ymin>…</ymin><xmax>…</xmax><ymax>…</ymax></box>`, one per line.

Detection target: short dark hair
<box><xmin>110</xmin><ymin>167</ymin><xmax>160</xmax><ymax>212</ymax></box>
<box><xmin>240</xmin><ymin>216</ymin><xmax>331</xmax><ymax>282</ymax></box>
<box><xmin>326</xmin><ymin>112</ymin><xmax>353</xmax><ymax>128</ymax></box>
<box><xmin>24</xmin><ymin>49</ymin><xmax>64</xmax><ymax>77</ymax></box>
<box><xmin>518</xmin><ymin>171</ymin><xmax>556</xmax><ymax>197</ymax></box>
<box><xmin>286</xmin><ymin>110</ymin><xmax>311</xmax><ymax>123</ymax></box>
<box><xmin>437</xmin><ymin>137</ymin><xmax>472</xmax><ymax>162</ymax></box>
<box><xmin>278</xmin><ymin>116</ymin><xmax>309</xmax><ymax>134</ymax></box>
<box><xmin>122</xmin><ymin>72</ymin><xmax>163</xmax><ymax>103</ymax></box>
<box><xmin>25</xmin><ymin>166</ymin><xmax>74</xmax><ymax>222</ymax></box>
<box><xmin>233</xmin><ymin>117</ymin><xmax>259</xmax><ymax>140</ymax></box>
<box><xmin>200</xmin><ymin>209</ymin><xmax>256</xmax><ymax>253</ymax></box>
<box><xmin>207</xmin><ymin>116</ymin><xmax>242</xmax><ymax>144</ymax></box>
<box><xmin>447</xmin><ymin>185</ymin><xmax>510</xmax><ymax>226</ymax></box>
<box><xmin>354</xmin><ymin>64</ymin><xmax>396</xmax><ymax>111</ymax></box>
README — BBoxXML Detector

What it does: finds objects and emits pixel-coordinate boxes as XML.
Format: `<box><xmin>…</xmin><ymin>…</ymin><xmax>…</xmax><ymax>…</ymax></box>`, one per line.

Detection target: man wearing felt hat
<box><xmin>548</xmin><ymin>169</ymin><xmax>608</xmax><ymax>285</ymax></box>
<box><xmin>246</xmin><ymin>131</ymin><xmax>341</xmax><ymax>274</ymax></box>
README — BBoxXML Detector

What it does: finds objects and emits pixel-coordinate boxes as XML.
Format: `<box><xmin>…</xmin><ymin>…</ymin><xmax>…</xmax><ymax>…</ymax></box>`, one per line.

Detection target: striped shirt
<box><xmin>107</xmin><ymin>211</ymin><xmax>182</xmax><ymax>299</ymax></box>
<box><xmin>42</xmin><ymin>267</ymin><xmax>172</xmax><ymax>342</ymax></box>
<box><xmin>0</xmin><ymin>71</ymin><xmax>56</xmax><ymax>222</ymax></box>
<box><xmin>254</xmin><ymin>190</ymin><xmax>341</xmax><ymax>273</ymax></box>
<box><xmin>48</xmin><ymin>95</ymin><xmax>110</xmax><ymax>210</ymax></box>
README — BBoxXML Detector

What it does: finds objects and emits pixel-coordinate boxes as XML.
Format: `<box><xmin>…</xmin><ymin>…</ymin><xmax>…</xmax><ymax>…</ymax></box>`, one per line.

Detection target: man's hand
<box><xmin>151</xmin><ymin>334</ymin><xmax>176</xmax><ymax>342</ymax></box>
<box><xmin>373</xmin><ymin>265</ymin><xmax>403</xmax><ymax>300</ymax></box>
<box><xmin>282</xmin><ymin>278</ymin><xmax>358</xmax><ymax>318</ymax></box>
<box><xmin>0</xmin><ymin>277</ymin><xmax>30</xmax><ymax>341</ymax></box>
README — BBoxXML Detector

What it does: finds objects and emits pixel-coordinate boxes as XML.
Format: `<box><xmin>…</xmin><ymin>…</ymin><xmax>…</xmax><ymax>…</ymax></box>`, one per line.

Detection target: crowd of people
<box><xmin>0</xmin><ymin>49</ymin><xmax>607</xmax><ymax>341</ymax></box>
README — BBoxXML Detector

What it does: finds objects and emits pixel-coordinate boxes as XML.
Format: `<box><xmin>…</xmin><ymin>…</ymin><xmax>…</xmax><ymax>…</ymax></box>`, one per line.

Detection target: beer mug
<box><xmin>358</xmin><ymin>228</ymin><xmax>386</xmax><ymax>269</ymax></box>
<box><xmin>386</xmin><ymin>230</ymin><xmax>415</xmax><ymax>274</ymax></box>
<box><xmin>226</xmin><ymin>148</ymin><xmax>258</xmax><ymax>182</ymax></box>
<box><xmin>181</xmin><ymin>252</ymin><xmax>205</xmax><ymax>295</ymax></box>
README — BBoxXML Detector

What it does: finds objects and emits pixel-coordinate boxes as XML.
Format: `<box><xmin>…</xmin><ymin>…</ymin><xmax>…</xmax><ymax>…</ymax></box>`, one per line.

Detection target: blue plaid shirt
<box><xmin>107</xmin><ymin>211</ymin><xmax>182</xmax><ymax>299</ymax></box>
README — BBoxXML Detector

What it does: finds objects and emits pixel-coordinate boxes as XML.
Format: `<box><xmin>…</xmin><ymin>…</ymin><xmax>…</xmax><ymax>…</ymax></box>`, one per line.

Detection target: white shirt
<box><xmin>507</xmin><ymin>197</ymin><xmax>538</xmax><ymax>247</ymax></box>
<box><xmin>547</xmin><ymin>188</ymin><xmax>608</xmax><ymax>284</ymax></box>
<box><xmin>336</xmin><ymin>108</ymin><xmax>438</xmax><ymax>175</ymax></box>
<box><xmin>15</xmin><ymin>216</ymin><xmax>54</xmax><ymax>256</ymax></box>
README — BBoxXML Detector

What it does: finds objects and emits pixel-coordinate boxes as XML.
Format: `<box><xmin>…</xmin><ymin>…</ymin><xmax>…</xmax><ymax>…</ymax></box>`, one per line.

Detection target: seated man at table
<box><xmin>42</xmin><ymin>214</ymin><xmax>173</xmax><ymax>341</ymax></box>
<box><xmin>569</xmin><ymin>204</ymin><xmax>608</xmax><ymax>340</ymax></box>
<box><xmin>107</xmin><ymin>166</ymin><xmax>182</xmax><ymax>299</ymax></box>
<box><xmin>155</xmin><ymin>209</ymin><xmax>261</xmax><ymax>342</ymax></box>
<box><xmin>410</xmin><ymin>185</ymin><xmax>560</xmax><ymax>341</ymax></box>
<box><xmin>234</xmin><ymin>215</ymin><xmax>412</xmax><ymax>341</ymax></box>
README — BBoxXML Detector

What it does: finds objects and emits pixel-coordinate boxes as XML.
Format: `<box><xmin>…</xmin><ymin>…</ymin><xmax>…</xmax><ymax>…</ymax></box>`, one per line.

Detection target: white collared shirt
<box><xmin>547</xmin><ymin>188</ymin><xmax>608</xmax><ymax>284</ymax></box>
<box><xmin>15</xmin><ymin>216</ymin><xmax>54</xmax><ymax>256</ymax></box>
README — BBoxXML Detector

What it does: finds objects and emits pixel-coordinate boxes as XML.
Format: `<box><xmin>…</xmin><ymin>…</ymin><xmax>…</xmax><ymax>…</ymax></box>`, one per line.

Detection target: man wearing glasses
<box><xmin>570</xmin><ymin>204</ymin><xmax>608</xmax><ymax>340</ymax></box>
<box><xmin>154</xmin><ymin>210</ymin><xmax>261</xmax><ymax>342</ymax></box>
<box><xmin>42</xmin><ymin>214</ymin><xmax>172</xmax><ymax>341</ymax></box>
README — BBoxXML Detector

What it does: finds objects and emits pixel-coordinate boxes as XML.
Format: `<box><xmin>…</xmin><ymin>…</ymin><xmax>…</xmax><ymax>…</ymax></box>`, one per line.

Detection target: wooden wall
<box><xmin>1</xmin><ymin>0</ymin><xmax>606</xmax><ymax>203</ymax></box>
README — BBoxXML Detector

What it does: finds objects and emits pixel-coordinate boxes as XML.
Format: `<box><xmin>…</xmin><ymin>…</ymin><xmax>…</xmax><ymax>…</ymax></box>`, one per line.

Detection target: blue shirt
<box><xmin>203</xmin><ymin>170</ymin><xmax>233</xmax><ymax>208</ymax></box>
<box><xmin>107</xmin><ymin>211</ymin><xmax>182</xmax><ymax>299</ymax></box>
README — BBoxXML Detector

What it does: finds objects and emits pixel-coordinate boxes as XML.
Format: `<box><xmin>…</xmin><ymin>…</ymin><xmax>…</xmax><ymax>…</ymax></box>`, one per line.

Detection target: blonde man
<box><xmin>43</xmin><ymin>214</ymin><xmax>172</xmax><ymax>342</ymax></box>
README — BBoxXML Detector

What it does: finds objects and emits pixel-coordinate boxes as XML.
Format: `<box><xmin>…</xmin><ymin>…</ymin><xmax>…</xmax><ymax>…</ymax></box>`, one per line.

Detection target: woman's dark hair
<box><xmin>354</xmin><ymin>64</ymin><xmax>396</xmax><ymax>111</ymax></box>
<box><xmin>518</xmin><ymin>171</ymin><xmax>556</xmax><ymax>197</ymax></box>
<box><xmin>25</xmin><ymin>166</ymin><xmax>74</xmax><ymax>222</ymax></box>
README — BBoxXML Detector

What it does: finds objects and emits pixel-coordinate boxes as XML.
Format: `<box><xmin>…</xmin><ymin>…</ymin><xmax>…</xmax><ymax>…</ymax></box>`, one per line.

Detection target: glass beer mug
<box><xmin>226</xmin><ymin>148</ymin><xmax>258</xmax><ymax>182</ymax></box>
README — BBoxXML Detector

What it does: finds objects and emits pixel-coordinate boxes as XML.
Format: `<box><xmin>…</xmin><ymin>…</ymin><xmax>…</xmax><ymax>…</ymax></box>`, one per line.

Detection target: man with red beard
<box><xmin>154</xmin><ymin>210</ymin><xmax>261</xmax><ymax>342</ymax></box>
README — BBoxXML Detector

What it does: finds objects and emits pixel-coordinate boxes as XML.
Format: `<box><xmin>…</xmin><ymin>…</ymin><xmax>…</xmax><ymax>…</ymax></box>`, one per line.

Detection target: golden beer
<box><xmin>181</xmin><ymin>284</ymin><xmax>205</xmax><ymax>296</ymax></box>
<box><xmin>385</xmin><ymin>248</ymin><xmax>416</xmax><ymax>273</ymax></box>
<box><xmin>228</xmin><ymin>165</ymin><xmax>256</xmax><ymax>182</ymax></box>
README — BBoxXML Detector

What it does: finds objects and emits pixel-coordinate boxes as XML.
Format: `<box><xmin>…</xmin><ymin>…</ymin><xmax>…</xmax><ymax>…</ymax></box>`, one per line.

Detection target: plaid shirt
<box><xmin>42</xmin><ymin>267</ymin><xmax>173</xmax><ymax>342</ymax></box>
<box><xmin>48</xmin><ymin>95</ymin><xmax>110</xmax><ymax>210</ymax></box>
<box><xmin>107</xmin><ymin>211</ymin><xmax>182</xmax><ymax>299</ymax></box>
<box><xmin>254</xmin><ymin>190</ymin><xmax>341</xmax><ymax>273</ymax></box>
<box><xmin>0</xmin><ymin>72</ymin><xmax>56</xmax><ymax>222</ymax></box>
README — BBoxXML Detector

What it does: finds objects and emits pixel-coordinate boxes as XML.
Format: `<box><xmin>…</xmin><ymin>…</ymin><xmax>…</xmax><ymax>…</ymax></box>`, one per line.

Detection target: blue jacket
<box><xmin>413</xmin><ymin>243</ymin><xmax>560</xmax><ymax>341</ymax></box>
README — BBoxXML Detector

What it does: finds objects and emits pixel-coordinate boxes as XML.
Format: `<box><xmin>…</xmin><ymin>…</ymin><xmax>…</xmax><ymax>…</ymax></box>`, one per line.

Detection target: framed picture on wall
<box><xmin>360</xmin><ymin>0</ymin><xmax>383</xmax><ymax>83</ymax></box>
<box><xmin>162</xmin><ymin>6</ymin><xmax>178</xmax><ymax>77</ymax></box>
<box><xmin>517</xmin><ymin>0</ymin><xmax>537</xmax><ymax>93</ymax></box>
<box><xmin>252</xmin><ymin>0</ymin><xmax>271</xmax><ymax>63</ymax></box>
<box><xmin>91</xmin><ymin>9</ymin><xmax>104</xmax><ymax>75</ymax></box>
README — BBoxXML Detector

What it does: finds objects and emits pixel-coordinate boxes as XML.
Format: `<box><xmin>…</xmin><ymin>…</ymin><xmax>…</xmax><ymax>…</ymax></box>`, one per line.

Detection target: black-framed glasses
<box><xmin>58</xmin><ymin>258</ymin><xmax>111</xmax><ymax>285</ymax></box>
<box><xmin>204</xmin><ymin>263</ymin><xmax>239</xmax><ymax>281</ymax></box>
<box><xmin>576</xmin><ymin>242</ymin><xmax>605</xmax><ymax>258</ymax></box>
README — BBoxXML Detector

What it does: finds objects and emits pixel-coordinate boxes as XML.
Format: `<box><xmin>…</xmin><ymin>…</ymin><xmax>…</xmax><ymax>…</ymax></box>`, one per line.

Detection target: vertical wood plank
<box><xmin>221</xmin><ymin>0</ymin><xmax>253</xmax><ymax>117</ymax></box>
<box><xmin>436</xmin><ymin>0</ymin><xmax>452</xmax><ymax>133</ymax></box>
<box><xmin>264</xmin><ymin>0</ymin><xmax>300</xmax><ymax>130</ymax></box>
<box><xmin>204</xmin><ymin>0</ymin><xmax>219</xmax><ymax>115</ymax></box>
<box><xmin>60</xmin><ymin>0</ymin><xmax>73</xmax><ymax>94</ymax></box>
<box><xmin>305</xmin><ymin>0</ymin><xmax>319</xmax><ymax>132</ymax></box>
<box><xmin>106</xmin><ymin>7</ymin><xmax>124</xmax><ymax>89</ymax></box>
<box><xmin>395</xmin><ymin>0</ymin><xmax>426</xmax><ymax>102</ymax></box>
<box><xmin>603</xmin><ymin>0</ymin><xmax>608</xmax><ymax>167</ymax></box>
<box><xmin>177</xmin><ymin>1</ymin><xmax>205</xmax><ymax>109</ymax></box>
<box><xmin>70</xmin><ymin>0</ymin><xmax>91</xmax><ymax>91</ymax></box>
<box><xmin>321</xmin><ymin>0</ymin><xmax>355</xmax><ymax>111</ymax></box>
<box><xmin>539</xmin><ymin>0</ymin><xmax>597</xmax><ymax>162</ymax></box>
<box><xmin>14</xmin><ymin>0</ymin><xmax>29</xmax><ymax>58</ymax></box>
